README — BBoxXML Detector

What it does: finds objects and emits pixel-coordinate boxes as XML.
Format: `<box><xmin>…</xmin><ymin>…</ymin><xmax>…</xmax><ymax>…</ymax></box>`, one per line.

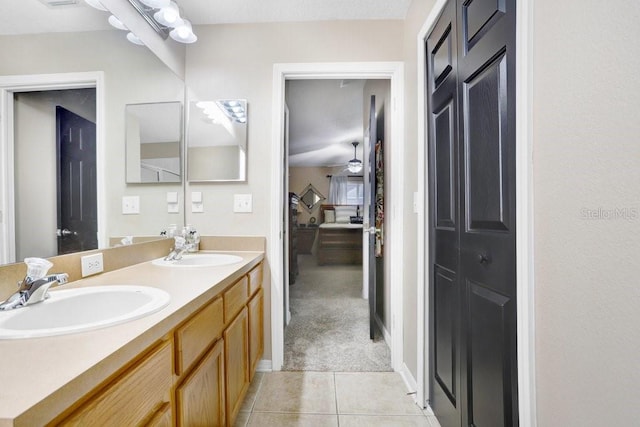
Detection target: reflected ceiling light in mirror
<box><xmin>108</xmin><ymin>15</ymin><xmax>127</xmax><ymax>30</ymax></box>
<box><xmin>170</xmin><ymin>19</ymin><xmax>197</xmax><ymax>43</ymax></box>
<box><xmin>347</xmin><ymin>141</ymin><xmax>363</xmax><ymax>173</ymax></box>
<box><xmin>126</xmin><ymin>32</ymin><xmax>145</xmax><ymax>45</ymax></box>
<box><xmin>217</xmin><ymin>100</ymin><xmax>247</xmax><ymax>124</ymax></box>
<box><xmin>84</xmin><ymin>0</ymin><xmax>108</xmax><ymax>11</ymax></box>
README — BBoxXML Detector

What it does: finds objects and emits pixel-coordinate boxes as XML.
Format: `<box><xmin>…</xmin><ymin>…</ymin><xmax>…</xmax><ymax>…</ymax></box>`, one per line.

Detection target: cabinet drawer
<box><xmin>248</xmin><ymin>263</ymin><xmax>263</xmax><ymax>296</ymax></box>
<box><xmin>62</xmin><ymin>341</ymin><xmax>172</xmax><ymax>426</ymax></box>
<box><xmin>176</xmin><ymin>297</ymin><xmax>224</xmax><ymax>375</ymax></box>
<box><xmin>224</xmin><ymin>276</ymin><xmax>248</xmax><ymax>324</ymax></box>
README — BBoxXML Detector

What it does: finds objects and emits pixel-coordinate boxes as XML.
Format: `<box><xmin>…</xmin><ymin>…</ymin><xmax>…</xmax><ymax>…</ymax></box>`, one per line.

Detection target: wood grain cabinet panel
<box><xmin>146</xmin><ymin>403</ymin><xmax>172</xmax><ymax>427</ymax></box>
<box><xmin>248</xmin><ymin>288</ymin><xmax>264</xmax><ymax>381</ymax></box>
<box><xmin>224</xmin><ymin>307</ymin><xmax>249</xmax><ymax>427</ymax></box>
<box><xmin>248</xmin><ymin>264</ymin><xmax>263</xmax><ymax>297</ymax></box>
<box><xmin>176</xmin><ymin>339</ymin><xmax>226</xmax><ymax>427</ymax></box>
<box><xmin>61</xmin><ymin>341</ymin><xmax>172</xmax><ymax>426</ymax></box>
<box><xmin>223</xmin><ymin>277</ymin><xmax>248</xmax><ymax>324</ymax></box>
<box><xmin>175</xmin><ymin>297</ymin><xmax>224</xmax><ymax>375</ymax></box>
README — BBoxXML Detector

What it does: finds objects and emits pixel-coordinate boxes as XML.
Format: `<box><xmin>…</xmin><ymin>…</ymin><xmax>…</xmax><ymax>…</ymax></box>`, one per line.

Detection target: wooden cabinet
<box><xmin>61</xmin><ymin>341</ymin><xmax>173</xmax><ymax>426</ymax></box>
<box><xmin>58</xmin><ymin>261</ymin><xmax>264</xmax><ymax>427</ymax></box>
<box><xmin>224</xmin><ymin>307</ymin><xmax>250</xmax><ymax>426</ymax></box>
<box><xmin>248</xmin><ymin>288</ymin><xmax>264</xmax><ymax>381</ymax></box>
<box><xmin>176</xmin><ymin>339</ymin><xmax>226</xmax><ymax>427</ymax></box>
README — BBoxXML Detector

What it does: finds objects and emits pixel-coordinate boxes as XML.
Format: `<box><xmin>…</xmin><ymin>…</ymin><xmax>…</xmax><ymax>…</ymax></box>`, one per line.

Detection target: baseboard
<box><xmin>374</xmin><ymin>313</ymin><xmax>391</xmax><ymax>347</ymax></box>
<box><xmin>399</xmin><ymin>363</ymin><xmax>422</xmax><ymax>407</ymax></box>
<box><xmin>257</xmin><ymin>359</ymin><xmax>272</xmax><ymax>372</ymax></box>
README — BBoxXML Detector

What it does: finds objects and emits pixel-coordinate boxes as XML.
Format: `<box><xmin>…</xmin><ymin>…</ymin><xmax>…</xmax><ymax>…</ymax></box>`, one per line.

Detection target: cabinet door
<box><xmin>248</xmin><ymin>288</ymin><xmax>264</xmax><ymax>381</ymax></box>
<box><xmin>146</xmin><ymin>403</ymin><xmax>172</xmax><ymax>427</ymax></box>
<box><xmin>176</xmin><ymin>339</ymin><xmax>226</xmax><ymax>427</ymax></box>
<box><xmin>224</xmin><ymin>307</ymin><xmax>249</xmax><ymax>427</ymax></box>
<box><xmin>61</xmin><ymin>341</ymin><xmax>172</xmax><ymax>426</ymax></box>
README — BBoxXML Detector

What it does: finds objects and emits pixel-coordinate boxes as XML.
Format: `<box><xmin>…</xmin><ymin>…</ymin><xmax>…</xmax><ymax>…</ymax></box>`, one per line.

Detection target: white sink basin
<box><xmin>152</xmin><ymin>253</ymin><xmax>243</xmax><ymax>267</ymax></box>
<box><xmin>0</xmin><ymin>285</ymin><xmax>170</xmax><ymax>339</ymax></box>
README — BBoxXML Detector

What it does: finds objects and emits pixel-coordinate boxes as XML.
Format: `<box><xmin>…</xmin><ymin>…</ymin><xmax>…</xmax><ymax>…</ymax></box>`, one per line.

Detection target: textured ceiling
<box><xmin>0</xmin><ymin>0</ymin><xmax>410</xmax><ymax>35</ymax></box>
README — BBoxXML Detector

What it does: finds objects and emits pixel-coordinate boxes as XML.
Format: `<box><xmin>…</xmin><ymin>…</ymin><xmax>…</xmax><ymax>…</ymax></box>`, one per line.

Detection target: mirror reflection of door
<box><xmin>13</xmin><ymin>89</ymin><xmax>97</xmax><ymax>260</ymax></box>
<box><xmin>56</xmin><ymin>106</ymin><xmax>98</xmax><ymax>255</ymax></box>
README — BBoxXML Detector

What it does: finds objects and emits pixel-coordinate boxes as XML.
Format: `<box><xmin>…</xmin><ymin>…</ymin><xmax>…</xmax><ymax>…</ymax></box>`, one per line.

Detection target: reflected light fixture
<box><xmin>108</xmin><ymin>15</ymin><xmax>127</xmax><ymax>30</ymax></box>
<box><xmin>154</xmin><ymin>1</ymin><xmax>183</xmax><ymax>27</ymax></box>
<box><xmin>170</xmin><ymin>19</ymin><xmax>197</xmax><ymax>43</ymax></box>
<box><xmin>347</xmin><ymin>141</ymin><xmax>363</xmax><ymax>173</ymax></box>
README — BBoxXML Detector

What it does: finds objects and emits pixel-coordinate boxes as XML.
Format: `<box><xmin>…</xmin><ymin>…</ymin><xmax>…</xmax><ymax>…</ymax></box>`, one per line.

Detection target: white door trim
<box><xmin>0</xmin><ymin>72</ymin><xmax>106</xmax><ymax>264</ymax></box>
<box><xmin>415</xmin><ymin>1</ymin><xmax>537</xmax><ymax>426</ymax></box>
<box><xmin>270</xmin><ymin>62</ymin><xmax>405</xmax><ymax>371</ymax></box>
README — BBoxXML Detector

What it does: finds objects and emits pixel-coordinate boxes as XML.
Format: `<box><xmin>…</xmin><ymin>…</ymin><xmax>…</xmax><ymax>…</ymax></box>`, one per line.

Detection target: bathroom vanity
<box><xmin>0</xmin><ymin>246</ymin><xmax>264</xmax><ymax>427</ymax></box>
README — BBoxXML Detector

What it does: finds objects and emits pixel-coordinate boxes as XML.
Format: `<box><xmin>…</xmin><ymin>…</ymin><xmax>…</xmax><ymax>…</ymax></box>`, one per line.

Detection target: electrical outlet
<box><xmin>81</xmin><ymin>253</ymin><xmax>104</xmax><ymax>277</ymax></box>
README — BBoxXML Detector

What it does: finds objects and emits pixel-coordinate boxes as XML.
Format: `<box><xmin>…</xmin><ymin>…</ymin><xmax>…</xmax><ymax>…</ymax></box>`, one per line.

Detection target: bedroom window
<box><xmin>346</xmin><ymin>177</ymin><xmax>364</xmax><ymax>205</ymax></box>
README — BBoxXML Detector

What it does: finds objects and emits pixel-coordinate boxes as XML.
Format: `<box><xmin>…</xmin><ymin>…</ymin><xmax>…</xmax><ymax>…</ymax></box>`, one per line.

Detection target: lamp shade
<box><xmin>138</xmin><ymin>0</ymin><xmax>170</xmax><ymax>8</ymax></box>
<box><xmin>108</xmin><ymin>15</ymin><xmax>127</xmax><ymax>31</ymax></box>
<box><xmin>84</xmin><ymin>0</ymin><xmax>108</xmax><ymax>11</ymax></box>
<box><xmin>170</xmin><ymin>19</ymin><xmax>197</xmax><ymax>43</ymax></box>
<box><xmin>126</xmin><ymin>32</ymin><xmax>145</xmax><ymax>45</ymax></box>
<box><xmin>154</xmin><ymin>1</ymin><xmax>183</xmax><ymax>28</ymax></box>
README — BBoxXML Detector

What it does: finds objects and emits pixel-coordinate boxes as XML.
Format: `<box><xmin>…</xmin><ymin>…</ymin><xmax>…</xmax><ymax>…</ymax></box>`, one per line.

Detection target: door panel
<box><xmin>463</xmin><ymin>52</ymin><xmax>509</xmax><ymax>232</ymax></box>
<box><xmin>457</xmin><ymin>0</ymin><xmax>517</xmax><ymax>425</ymax></box>
<box><xmin>57</xmin><ymin>107</ymin><xmax>97</xmax><ymax>255</ymax></box>
<box><xmin>368</xmin><ymin>95</ymin><xmax>377</xmax><ymax>340</ymax></box>
<box><xmin>467</xmin><ymin>280</ymin><xmax>512</xmax><ymax>427</ymax></box>
<box><xmin>427</xmin><ymin>0</ymin><xmax>517</xmax><ymax>426</ymax></box>
<box><xmin>427</xmin><ymin>1</ymin><xmax>460</xmax><ymax>426</ymax></box>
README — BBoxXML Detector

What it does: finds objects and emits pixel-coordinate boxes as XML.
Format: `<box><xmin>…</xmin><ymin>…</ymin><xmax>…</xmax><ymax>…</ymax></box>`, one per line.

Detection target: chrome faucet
<box><xmin>164</xmin><ymin>236</ymin><xmax>194</xmax><ymax>261</ymax></box>
<box><xmin>0</xmin><ymin>273</ymin><xmax>69</xmax><ymax>311</ymax></box>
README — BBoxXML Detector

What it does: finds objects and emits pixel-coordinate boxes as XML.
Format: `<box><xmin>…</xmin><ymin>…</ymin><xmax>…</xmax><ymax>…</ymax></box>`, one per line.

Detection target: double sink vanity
<box><xmin>0</xmin><ymin>238</ymin><xmax>265</xmax><ymax>426</ymax></box>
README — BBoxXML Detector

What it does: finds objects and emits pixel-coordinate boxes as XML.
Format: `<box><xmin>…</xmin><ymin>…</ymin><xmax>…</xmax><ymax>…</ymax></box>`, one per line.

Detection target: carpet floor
<box><xmin>283</xmin><ymin>254</ymin><xmax>392</xmax><ymax>372</ymax></box>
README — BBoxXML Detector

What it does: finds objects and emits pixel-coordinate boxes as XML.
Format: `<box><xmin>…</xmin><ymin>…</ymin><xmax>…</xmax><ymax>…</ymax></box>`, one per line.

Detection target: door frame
<box><xmin>270</xmin><ymin>62</ymin><xmax>405</xmax><ymax>371</ymax></box>
<box><xmin>416</xmin><ymin>0</ymin><xmax>536</xmax><ymax>425</ymax></box>
<box><xmin>0</xmin><ymin>72</ymin><xmax>106</xmax><ymax>264</ymax></box>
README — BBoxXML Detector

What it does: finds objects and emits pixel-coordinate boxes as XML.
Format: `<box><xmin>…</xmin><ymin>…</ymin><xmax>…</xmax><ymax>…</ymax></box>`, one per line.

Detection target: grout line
<box><xmin>334</xmin><ymin>372</ymin><xmax>341</xmax><ymax>424</ymax></box>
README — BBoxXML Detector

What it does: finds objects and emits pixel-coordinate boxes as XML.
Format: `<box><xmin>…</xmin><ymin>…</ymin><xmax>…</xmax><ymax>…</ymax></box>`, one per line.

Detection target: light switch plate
<box><xmin>122</xmin><ymin>196</ymin><xmax>140</xmax><ymax>214</ymax></box>
<box><xmin>166</xmin><ymin>191</ymin><xmax>178</xmax><ymax>203</ymax></box>
<box><xmin>192</xmin><ymin>202</ymin><xmax>204</xmax><ymax>213</ymax></box>
<box><xmin>233</xmin><ymin>194</ymin><xmax>252</xmax><ymax>213</ymax></box>
<box><xmin>191</xmin><ymin>191</ymin><xmax>202</xmax><ymax>203</ymax></box>
<box><xmin>168</xmin><ymin>203</ymin><xmax>179</xmax><ymax>213</ymax></box>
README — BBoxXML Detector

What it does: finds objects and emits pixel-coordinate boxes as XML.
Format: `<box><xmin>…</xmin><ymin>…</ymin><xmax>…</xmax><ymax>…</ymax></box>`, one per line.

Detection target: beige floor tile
<box><xmin>339</xmin><ymin>414</ymin><xmax>433</xmax><ymax>427</ymax></box>
<box><xmin>240</xmin><ymin>372</ymin><xmax>265</xmax><ymax>413</ymax></box>
<box><xmin>253</xmin><ymin>372</ymin><xmax>337</xmax><ymax>414</ymax></box>
<box><xmin>248</xmin><ymin>412</ymin><xmax>338</xmax><ymax>427</ymax></box>
<box><xmin>335</xmin><ymin>372</ymin><xmax>423</xmax><ymax>416</ymax></box>
<box><xmin>233</xmin><ymin>411</ymin><xmax>251</xmax><ymax>427</ymax></box>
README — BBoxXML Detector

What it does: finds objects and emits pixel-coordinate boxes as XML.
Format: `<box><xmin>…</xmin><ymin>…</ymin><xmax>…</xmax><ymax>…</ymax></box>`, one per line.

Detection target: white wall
<box><xmin>0</xmin><ymin>31</ymin><xmax>185</xmax><ymax>242</ymax></box>
<box><xmin>533</xmin><ymin>0</ymin><xmax>640</xmax><ymax>424</ymax></box>
<box><xmin>184</xmin><ymin>20</ymin><xmax>404</xmax><ymax>363</ymax></box>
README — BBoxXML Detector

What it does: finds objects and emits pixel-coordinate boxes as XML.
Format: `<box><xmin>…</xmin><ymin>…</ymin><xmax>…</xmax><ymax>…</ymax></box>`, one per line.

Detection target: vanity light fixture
<box><xmin>108</xmin><ymin>15</ymin><xmax>127</xmax><ymax>30</ymax></box>
<box><xmin>170</xmin><ymin>19</ymin><xmax>197</xmax><ymax>43</ymax></box>
<box><xmin>217</xmin><ymin>100</ymin><xmax>247</xmax><ymax>124</ymax></box>
<box><xmin>84</xmin><ymin>0</ymin><xmax>107</xmax><ymax>11</ymax></box>
<box><xmin>153</xmin><ymin>1</ymin><xmax>182</xmax><ymax>27</ymax></box>
<box><xmin>126</xmin><ymin>32</ymin><xmax>145</xmax><ymax>45</ymax></box>
<box><xmin>85</xmin><ymin>0</ymin><xmax>197</xmax><ymax>45</ymax></box>
<box><xmin>347</xmin><ymin>141</ymin><xmax>363</xmax><ymax>173</ymax></box>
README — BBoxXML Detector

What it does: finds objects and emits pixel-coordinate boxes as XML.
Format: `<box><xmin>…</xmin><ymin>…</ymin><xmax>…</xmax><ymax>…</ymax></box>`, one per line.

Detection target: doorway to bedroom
<box><xmin>283</xmin><ymin>78</ymin><xmax>391</xmax><ymax>372</ymax></box>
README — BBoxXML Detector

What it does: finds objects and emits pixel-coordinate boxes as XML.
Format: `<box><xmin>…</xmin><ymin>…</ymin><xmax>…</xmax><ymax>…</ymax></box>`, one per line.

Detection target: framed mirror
<box><xmin>299</xmin><ymin>184</ymin><xmax>325</xmax><ymax>213</ymax></box>
<box><xmin>187</xmin><ymin>99</ymin><xmax>247</xmax><ymax>182</ymax></box>
<box><xmin>126</xmin><ymin>102</ymin><xmax>182</xmax><ymax>183</ymax></box>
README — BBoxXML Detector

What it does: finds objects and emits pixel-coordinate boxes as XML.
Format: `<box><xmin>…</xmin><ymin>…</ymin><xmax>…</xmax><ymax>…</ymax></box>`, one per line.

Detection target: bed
<box><xmin>317</xmin><ymin>204</ymin><xmax>363</xmax><ymax>265</ymax></box>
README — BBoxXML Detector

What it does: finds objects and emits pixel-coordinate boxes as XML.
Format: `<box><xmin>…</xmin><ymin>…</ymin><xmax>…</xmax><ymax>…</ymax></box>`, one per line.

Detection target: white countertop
<box><xmin>0</xmin><ymin>250</ymin><xmax>264</xmax><ymax>426</ymax></box>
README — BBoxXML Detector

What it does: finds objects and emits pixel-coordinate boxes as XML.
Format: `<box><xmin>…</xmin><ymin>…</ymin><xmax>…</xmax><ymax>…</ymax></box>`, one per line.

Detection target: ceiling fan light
<box><xmin>346</xmin><ymin>141</ymin><xmax>363</xmax><ymax>173</ymax></box>
<box><xmin>348</xmin><ymin>159</ymin><xmax>363</xmax><ymax>173</ymax></box>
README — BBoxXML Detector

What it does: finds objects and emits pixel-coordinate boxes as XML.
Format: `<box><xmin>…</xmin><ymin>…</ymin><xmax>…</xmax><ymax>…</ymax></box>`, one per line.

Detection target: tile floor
<box><xmin>234</xmin><ymin>371</ymin><xmax>442</xmax><ymax>427</ymax></box>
